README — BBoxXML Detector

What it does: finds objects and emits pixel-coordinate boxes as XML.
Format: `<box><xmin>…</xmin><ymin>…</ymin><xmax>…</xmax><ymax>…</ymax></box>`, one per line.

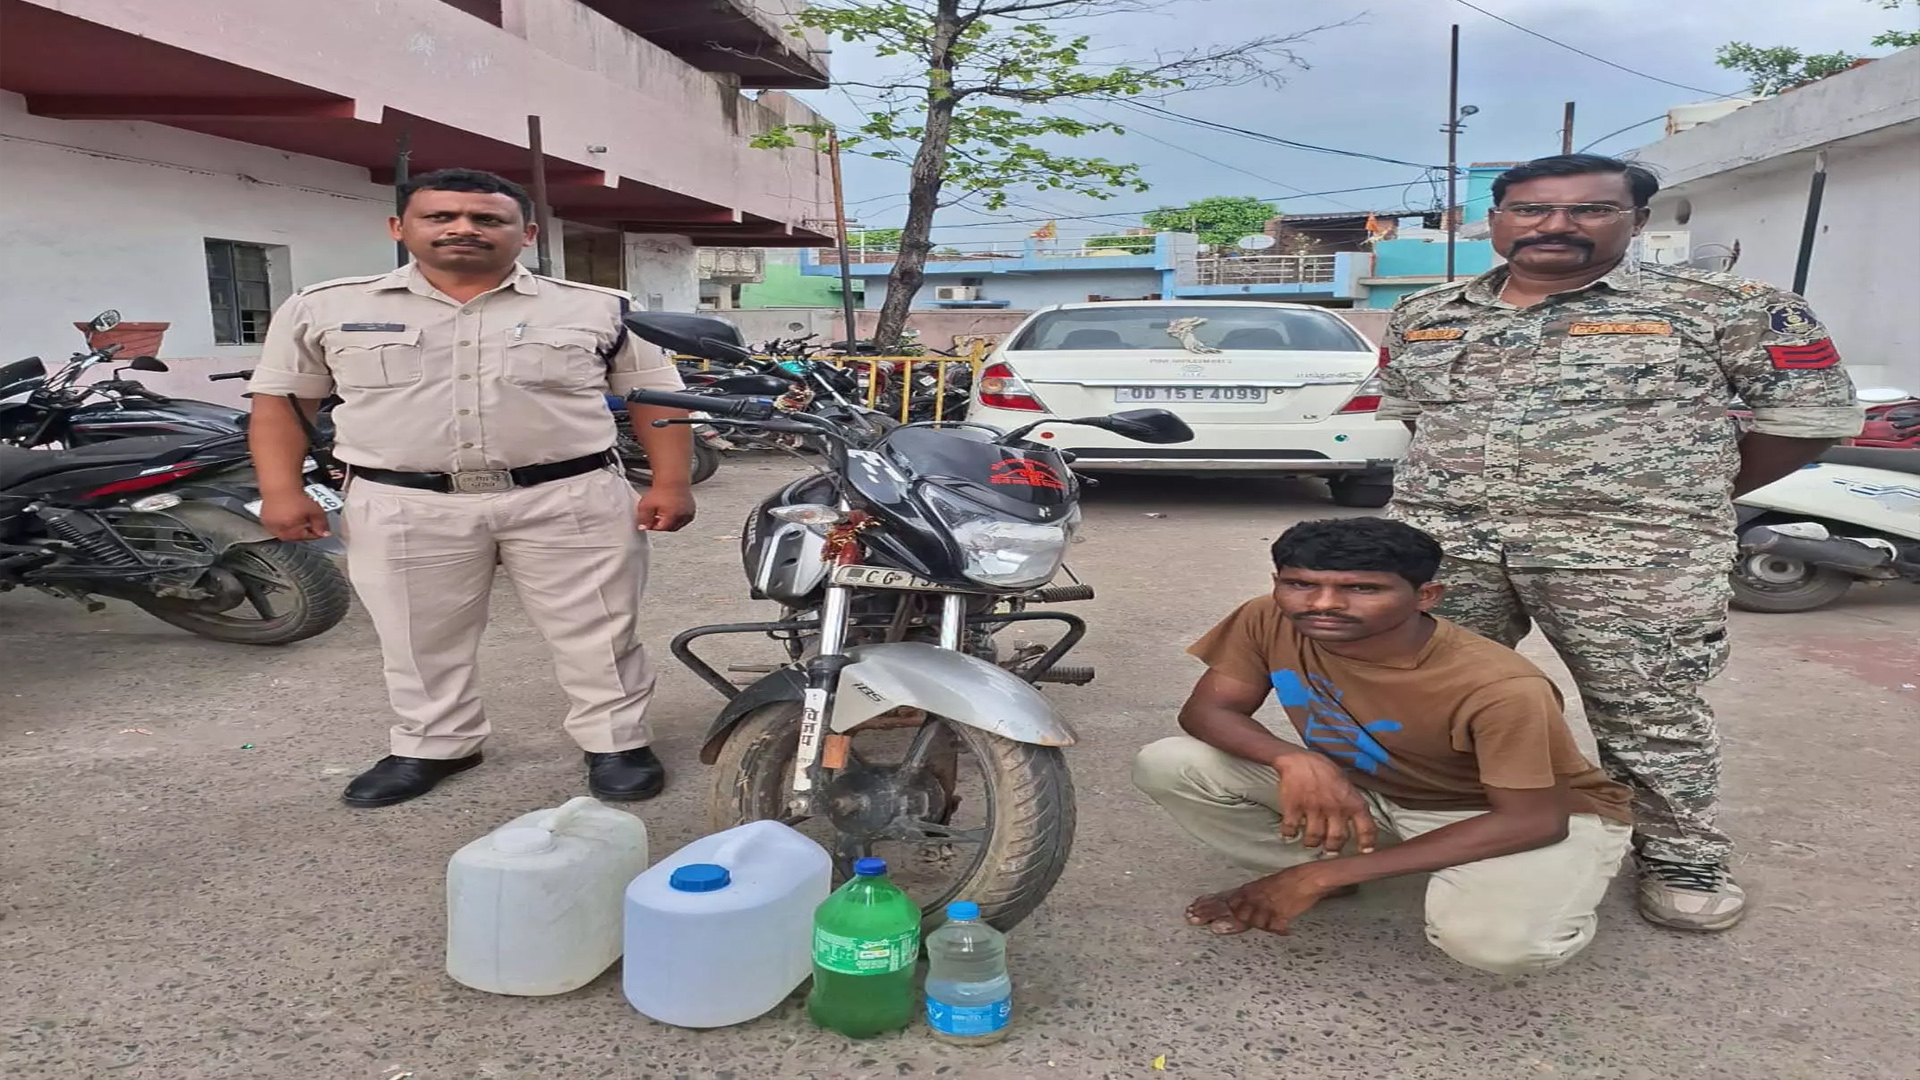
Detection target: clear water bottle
<box><xmin>923</xmin><ymin>901</ymin><xmax>1012</xmax><ymax>1045</ymax></box>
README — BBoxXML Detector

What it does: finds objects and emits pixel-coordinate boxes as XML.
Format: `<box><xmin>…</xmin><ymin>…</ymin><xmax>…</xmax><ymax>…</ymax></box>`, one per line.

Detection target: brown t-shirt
<box><xmin>1189</xmin><ymin>596</ymin><xmax>1632</xmax><ymax>824</ymax></box>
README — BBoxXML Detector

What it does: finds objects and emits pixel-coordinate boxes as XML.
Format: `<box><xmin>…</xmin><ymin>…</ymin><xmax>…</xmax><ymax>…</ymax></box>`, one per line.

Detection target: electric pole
<box><xmin>1445</xmin><ymin>23</ymin><xmax>1460</xmax><ymax>282</ymax></box>
<box><xmin>1562</xmin><ymin>101</ymin><xmax>1576</xmax><ymax>154</ymax></box>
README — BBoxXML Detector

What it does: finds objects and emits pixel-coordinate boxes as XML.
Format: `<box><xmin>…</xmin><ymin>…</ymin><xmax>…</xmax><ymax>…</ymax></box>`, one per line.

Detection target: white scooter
<box><xmin>1732</xmin><ymin>400</ymin><xmax>1920</xmax><ymax>613</ymax></box>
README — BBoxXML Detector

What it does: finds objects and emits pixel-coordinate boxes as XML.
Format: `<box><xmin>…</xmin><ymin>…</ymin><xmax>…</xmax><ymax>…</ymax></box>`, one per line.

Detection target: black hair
<box><xmin>1491</xmin><ymin>154</ymin><xmax>1660</xmax><ymax>208</ymax></box>
<box><xmin>397</xmin><ymin>168</ymin><xmax>534</xmax><ymax>222</ymax></box>
<box><xmin>1270</xmin><ymin>517</ymin><xmax>1444</xmax><ymax>588</ymax></box>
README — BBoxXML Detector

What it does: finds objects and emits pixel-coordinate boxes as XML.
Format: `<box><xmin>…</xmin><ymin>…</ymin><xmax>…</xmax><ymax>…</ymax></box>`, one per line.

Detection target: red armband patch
<box><xmin>1766</xmin><ymin>338</ymin><xmax>1840</xmax><ymax>370</ymax></box>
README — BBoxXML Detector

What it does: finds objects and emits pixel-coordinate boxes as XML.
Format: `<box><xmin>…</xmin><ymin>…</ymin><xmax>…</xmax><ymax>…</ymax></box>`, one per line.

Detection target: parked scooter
<box><xmin>1732</xmin><ymin>408</ymin><xmax>1920</xmax><ymax>612</ymax></box>
<box><xmin>0</xmin><ymin>430</ymin><xmax>351</xmax><ymax>643</ymax></box>
<box><xmin>621</xmin><ymin>311</ymin><xmax>1194</xmax><ymax>932</ymax></box>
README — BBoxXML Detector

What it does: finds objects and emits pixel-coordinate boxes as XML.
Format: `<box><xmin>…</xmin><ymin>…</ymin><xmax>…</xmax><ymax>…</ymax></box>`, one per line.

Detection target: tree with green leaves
<box><xmin>1141</xmin><ymin>196</ymin><xmax>1278</xmax><ymax>248</ymax></box>
<box><xmin>1085</xmin><ymin>233</ymin><xmax>1156</xmax><ymax>254</ymax></box>
<box><xmin>1717</xmin><ymin>0</ymin><xmax>1917</xmax><ymax>96</ymax></box>
<box><xmin>754</xmin><ymin>1</ymin><xmax>1333</xmax><ymax>347</ymax></box>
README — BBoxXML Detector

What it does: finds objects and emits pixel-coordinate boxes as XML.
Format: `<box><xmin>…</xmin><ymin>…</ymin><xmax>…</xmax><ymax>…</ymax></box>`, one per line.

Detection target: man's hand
<box><xmin>1274</xmin><ymin>753</ymin><xmax>1378</xmax><ymax>856</ymax></box>
<box><xmin>635</xmin><ymin>485</ymin><xmax>695</xmax><ymax>532</ymax></box>
<box><xmin>1187</xmin><ymin>864</ymin><xmax>1340</xmax><ymax>936</ymax></box>
<box><xmin>258</xmin><ymin>492</ymin><xmax>331</xmax><ymax>541</ymax></box>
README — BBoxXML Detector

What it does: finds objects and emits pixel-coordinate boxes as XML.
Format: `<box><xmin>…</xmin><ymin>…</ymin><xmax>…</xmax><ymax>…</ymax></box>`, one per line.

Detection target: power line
<box><xmin>928</xmin><ymin>181</ymin><xmax>1439</xmax><ymax>230</ymax></box>
<box><xmin>1062</xmin><ymin>104</ymin><xmax>1369</xmax><ymax>212</ymax></box>
<box><xmin>1115</xmin><ymin>101</ymin><xmax>1447</xmax><ymax>170</ymax></box>
<box><xmin>1578</xmin><ymin>114</ymin><xmax>1669</xmax><ymax>153</ymax></box>
<box><xmin>1447</xmin><ymin>0</ymin><xmax>1737</xmax><ymax>99</ymax></box>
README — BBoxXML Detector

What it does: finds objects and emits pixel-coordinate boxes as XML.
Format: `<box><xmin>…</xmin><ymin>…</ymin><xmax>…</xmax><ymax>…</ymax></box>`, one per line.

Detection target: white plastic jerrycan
<box><xmin>623</xmin><ymin>820</ymin><xmax>832</xmax><ymax>1027</ymax></box>
<box><xmin>446</xmin><ymin>796</ymin><xmax>649</xmax><ymax>996</ymax></box>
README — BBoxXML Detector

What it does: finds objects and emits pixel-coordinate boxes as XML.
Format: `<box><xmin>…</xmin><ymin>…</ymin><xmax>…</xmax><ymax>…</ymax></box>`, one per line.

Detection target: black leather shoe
<box><xmin>341</xmin><ymin>753</ymin><xmax>483</xmax><ymax>808</ymax></box>
<box><xmin>586</xmin><ymin>747</ymin><xmax>666</xmax><ymax>801</ymax></box>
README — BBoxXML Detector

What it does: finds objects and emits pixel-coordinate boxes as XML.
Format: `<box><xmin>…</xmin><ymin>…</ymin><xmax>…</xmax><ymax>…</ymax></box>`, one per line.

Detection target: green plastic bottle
<box><xmin>807</xmin><ymin>857</ymin><xmax>920</xmax><ymax>1038</ymax></box>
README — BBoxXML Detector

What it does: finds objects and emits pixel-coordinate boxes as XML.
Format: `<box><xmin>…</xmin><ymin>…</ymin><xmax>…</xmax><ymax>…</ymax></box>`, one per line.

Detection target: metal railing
<box><xmin>1188</xmin><ymin>254</ymin><xmax>1337</xmax><ymax>286</ymax></box>
<box><xmin>674</xmin><ymin>350</ymin><xmax>986</xmax><ymax>423</ymax></box>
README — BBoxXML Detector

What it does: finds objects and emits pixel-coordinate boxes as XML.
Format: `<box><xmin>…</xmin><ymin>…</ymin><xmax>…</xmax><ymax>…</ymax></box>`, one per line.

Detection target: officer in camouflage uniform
<box><xmin>1377</xmin><ymin>154</ymin><xmax>1862</xmax><ymax>932</ymax></box>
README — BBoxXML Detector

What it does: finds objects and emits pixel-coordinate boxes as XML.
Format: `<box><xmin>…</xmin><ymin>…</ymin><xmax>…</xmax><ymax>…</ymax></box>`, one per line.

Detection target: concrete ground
<box><xmin>3</xmin><ymin>458</ymin><xmax>1916</xmax><ymax>1080</ymax></box>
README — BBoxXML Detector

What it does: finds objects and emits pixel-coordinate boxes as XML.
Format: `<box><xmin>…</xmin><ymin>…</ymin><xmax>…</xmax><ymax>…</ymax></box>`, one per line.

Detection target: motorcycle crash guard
<box><xmin>697</xmin><ymin>641</ymin><xmax>1078</xmax><ymax>764</ymax></box>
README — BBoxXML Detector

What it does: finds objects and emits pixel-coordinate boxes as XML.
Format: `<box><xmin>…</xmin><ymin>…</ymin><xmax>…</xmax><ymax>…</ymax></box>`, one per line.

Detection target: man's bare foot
<box><xmin>1185</xmin><ymin>891</ymin><xmax>1250</xmax><ymax>935</ymax></box>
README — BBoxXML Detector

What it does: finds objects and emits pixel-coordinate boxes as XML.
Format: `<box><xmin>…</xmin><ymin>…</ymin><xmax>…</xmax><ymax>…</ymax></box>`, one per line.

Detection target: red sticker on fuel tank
<box><xmin>990</xmin><ymin>458</ymin><xmax>1066</xmax><ymax>490</ymax></box>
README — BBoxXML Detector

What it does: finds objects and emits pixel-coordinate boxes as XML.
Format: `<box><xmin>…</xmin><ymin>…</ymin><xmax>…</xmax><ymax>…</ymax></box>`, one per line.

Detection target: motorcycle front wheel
<box><xmin>708</xmin><ymin>701</ymin><xmax>1075</xmax><ymax>933</ymax></box>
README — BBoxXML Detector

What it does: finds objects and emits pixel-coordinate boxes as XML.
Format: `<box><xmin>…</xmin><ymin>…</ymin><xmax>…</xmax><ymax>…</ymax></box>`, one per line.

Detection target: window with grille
<box><xmin>206</xmin><ymin>239</ymin><xmax>276</xmax><ymax>345</ymax></box>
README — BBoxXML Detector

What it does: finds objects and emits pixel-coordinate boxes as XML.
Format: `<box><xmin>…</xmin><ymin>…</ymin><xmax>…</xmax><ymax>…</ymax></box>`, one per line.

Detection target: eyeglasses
<box><xmin>1493</xmin><ymin>203</ymin><xmax>1636</xmax><ymax>225</ymax></box>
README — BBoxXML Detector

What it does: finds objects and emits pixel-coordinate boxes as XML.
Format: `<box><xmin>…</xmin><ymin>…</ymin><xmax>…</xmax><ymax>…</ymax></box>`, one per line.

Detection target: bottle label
<box><xmin>927</xmin><ymin>994</ymin><xmax>1012</xmax><ymax>1037</ymax></box>
<box><xmin>812</xmin><ymin>926</ymin><xmax>919</xmax><ymax>975</ymax></box>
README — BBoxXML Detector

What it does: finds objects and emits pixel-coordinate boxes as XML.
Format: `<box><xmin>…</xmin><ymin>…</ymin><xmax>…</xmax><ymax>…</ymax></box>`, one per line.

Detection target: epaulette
<box><xmin>294</xmin><ymin>272</ymin><xmax>394</xmax><ymax>296</ymax></box>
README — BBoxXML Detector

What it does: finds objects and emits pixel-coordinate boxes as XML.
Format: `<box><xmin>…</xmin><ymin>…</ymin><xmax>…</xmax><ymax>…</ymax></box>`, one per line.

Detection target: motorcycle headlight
<box><xmin>923</xmin><ymin>488</ymin><xmax>1077</xmax><ymax>589</ymax></box>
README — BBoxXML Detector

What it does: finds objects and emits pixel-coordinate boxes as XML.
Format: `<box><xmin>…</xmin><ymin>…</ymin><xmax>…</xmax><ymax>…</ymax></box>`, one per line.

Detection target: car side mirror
<box><xmin>1085</xmin><ymin>408</ymin><xmax>1194</xmax><ymax>444</ymax></box>
<box><xmin>88</xmin><ymin>309</ymin><xmax>122</xmax><ymax>334</ymax></box>
<box><xmin>127</xmin><ymin>356</ymin><xmax>169</xmax><ymax>373</ymax></box>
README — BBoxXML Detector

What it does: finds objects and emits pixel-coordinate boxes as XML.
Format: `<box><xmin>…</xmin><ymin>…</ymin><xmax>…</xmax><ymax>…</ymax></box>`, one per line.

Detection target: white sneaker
<box><xmin>1637</xmin><ymin>859</ymin><xmax>1746</xmax><ymax>932</ymax></box>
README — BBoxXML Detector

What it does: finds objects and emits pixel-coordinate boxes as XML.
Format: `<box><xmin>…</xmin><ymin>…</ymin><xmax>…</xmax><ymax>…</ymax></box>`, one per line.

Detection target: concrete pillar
<box><xmin>624</xmin><ymin>233</ymin><xmax>698</xmax><ymax>311</ymax></box>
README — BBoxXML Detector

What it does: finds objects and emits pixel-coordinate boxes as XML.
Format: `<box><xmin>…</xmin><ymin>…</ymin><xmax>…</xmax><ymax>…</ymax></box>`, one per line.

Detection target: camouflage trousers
<box><xmin>1436</xmin><ymin>559</ymin><xmax>1734</xmax><ymax>865</ymax></box>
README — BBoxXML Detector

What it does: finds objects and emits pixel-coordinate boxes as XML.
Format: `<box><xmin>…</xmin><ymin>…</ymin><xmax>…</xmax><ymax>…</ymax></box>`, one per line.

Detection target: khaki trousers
<box><xmin>1133</xmin><ymin>736</ymin><xmax>1633</xmax><ymax>976</ymax></box>
<box><xmin>342</xmin><ymin>467</ymin><xmax>656</xmax><ymax>759</ymax></box>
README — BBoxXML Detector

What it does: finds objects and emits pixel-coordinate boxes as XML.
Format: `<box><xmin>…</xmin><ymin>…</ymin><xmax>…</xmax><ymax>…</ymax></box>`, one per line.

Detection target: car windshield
<box><xmin>1009</xmin><ymin>306</ymin><xmax>1368</xmax><ymax>353</ymax></box>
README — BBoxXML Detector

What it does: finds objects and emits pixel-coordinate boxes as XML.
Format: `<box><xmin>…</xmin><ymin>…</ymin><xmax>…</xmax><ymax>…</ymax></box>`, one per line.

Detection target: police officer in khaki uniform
<box><xmin>1379</xmin><ymin>154</ymin><xmax>1862</xmax><ymax>933</ymax></box>
<box><xmin>247</xmin><ymin>168</ymin><xmax>695</xmax><ymax>808</ymax></box>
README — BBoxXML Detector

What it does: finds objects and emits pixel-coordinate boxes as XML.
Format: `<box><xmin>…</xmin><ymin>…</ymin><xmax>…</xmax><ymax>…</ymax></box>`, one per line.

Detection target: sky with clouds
<box><xmin>787</xmin><ymin>0</ymin><xmax>1911</xmax><ymax>244</ymax></box>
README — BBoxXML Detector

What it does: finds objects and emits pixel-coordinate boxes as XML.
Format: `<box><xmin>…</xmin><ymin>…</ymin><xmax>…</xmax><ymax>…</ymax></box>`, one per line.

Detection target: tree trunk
<box><xmin>874</xmin><ymin>3</ymin><xmax>961</xmax><ymax>351</ymax></box>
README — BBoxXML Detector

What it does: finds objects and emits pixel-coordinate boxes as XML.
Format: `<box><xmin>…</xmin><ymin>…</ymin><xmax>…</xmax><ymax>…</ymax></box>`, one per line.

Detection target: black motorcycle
<box><xmin>622</xmin><ymin>311</ymin><xmax>1193</xmax><ymax>932</ymax></box>
<box><xmin>0</xmin><ymin>430</ymin><xmax>351</xmax><ymax>645</ymax></box>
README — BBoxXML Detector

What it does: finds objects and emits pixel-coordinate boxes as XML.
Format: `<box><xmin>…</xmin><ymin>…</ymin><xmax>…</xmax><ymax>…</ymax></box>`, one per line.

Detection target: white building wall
<box><xmin>1632</xmin><ymin>48</ymin><xmax>1920</xmax><ymax>392</ymax></box>
<box><xmin>0</xmin><ymin>92</ymin><xmax>393</xmax><ymax>405</ymax></box>
<box><xmin>624</xmin><ymin>234</ymin><xmax>700</xmax><ymax>313</ymax></box>
<box><xmin>1642</xmin><ymin>131</ymin><xmax>1919</xmax><ymax>391</ymax></box>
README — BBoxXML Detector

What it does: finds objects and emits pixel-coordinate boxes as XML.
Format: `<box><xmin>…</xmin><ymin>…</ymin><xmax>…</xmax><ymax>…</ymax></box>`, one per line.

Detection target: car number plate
<box><xmin>245</xmin><ymin>483</ymin><xmax>345</xmax><ymax>519</ymax></box>
<box><xmin>831</xmin><ymin>565</ymin><xmax>966</xmax><ymax>592</ymax></box>
<box><xmin>1113</xmin><ymin>386</ymin><xmax>1268</xmax><ymax>403</ymax></box>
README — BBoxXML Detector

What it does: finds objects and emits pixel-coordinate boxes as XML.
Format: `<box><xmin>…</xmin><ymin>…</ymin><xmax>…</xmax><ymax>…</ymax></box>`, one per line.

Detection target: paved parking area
<box><xmin>3</xmin><ymin>458</ymin><xmax>1916</xmax><ymax>1079</ymax></box>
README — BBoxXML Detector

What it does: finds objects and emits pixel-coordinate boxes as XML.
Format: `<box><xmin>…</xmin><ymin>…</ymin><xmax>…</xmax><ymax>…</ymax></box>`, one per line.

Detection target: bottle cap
<box><xmin>853</xmin><ymin>857</ymin><xmax>887</xmax><ymax>877</ymax></box>
<box><xmin>669</xmin><ymin>863</ymin><xmax>732</xmax><ymax>893</ymax></box>
<box><xmin>946</xmin><ymin>901</ymin><xmax>980</xmax><ymax>921</ymax></box>
<box><xmin>490</xmin><ymin>827</ymin><xmax>555</xmax><ymax>856</ymax></box>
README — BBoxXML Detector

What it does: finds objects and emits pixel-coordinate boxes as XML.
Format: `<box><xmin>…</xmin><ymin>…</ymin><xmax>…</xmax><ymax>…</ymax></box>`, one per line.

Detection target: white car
<box><xmin>968</xmin><ymin>301</ymin><xmax>1408</xmax><ymax>507</ymax></box>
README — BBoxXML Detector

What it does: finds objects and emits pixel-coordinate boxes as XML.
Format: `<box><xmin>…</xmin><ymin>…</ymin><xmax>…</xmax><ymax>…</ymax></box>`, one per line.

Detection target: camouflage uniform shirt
<box><xmin>1378</xmin><ymin>260</ymin><xmax>1863</xmax><ymax>569</ymax></box>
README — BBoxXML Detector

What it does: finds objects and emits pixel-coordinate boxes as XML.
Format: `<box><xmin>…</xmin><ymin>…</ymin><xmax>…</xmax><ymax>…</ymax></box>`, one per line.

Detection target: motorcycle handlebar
<box><xmin>626</xmin><ymin>388</ymin><xmax>777</xmax><ymax>420</ymax></box>
<box><xmin>208</xmin><ymin>370</ymin><xmax>253</xmax><ymax>382</ymax></box>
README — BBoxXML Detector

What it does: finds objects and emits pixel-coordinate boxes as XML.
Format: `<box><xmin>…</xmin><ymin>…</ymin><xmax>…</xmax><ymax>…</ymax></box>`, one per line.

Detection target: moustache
<box><xmin>1293</xmin><ymin>612</ymin><xmax>1358</xmax><ymax>624</ymax></box>
<box><xmin>1512</xmin><ymin>234</ymin><xmax>1594</xmax><ymax>252</ymax></box>
<box><xmin>433</xmin><ymin>238</ymin><xmax>493</xmax><ymax>249</ymax></box>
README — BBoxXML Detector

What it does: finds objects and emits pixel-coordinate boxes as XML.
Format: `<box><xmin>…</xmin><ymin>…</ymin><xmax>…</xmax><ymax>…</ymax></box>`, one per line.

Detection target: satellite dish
<box><xmin>1236</xmin><ymin>235</ymin><xmax>1276</xmax><ymax>251</ymax></box>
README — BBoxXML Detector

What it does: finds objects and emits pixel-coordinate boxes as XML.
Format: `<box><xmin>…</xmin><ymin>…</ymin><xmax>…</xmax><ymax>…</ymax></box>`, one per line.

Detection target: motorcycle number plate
<box><xmin>832</xmin><ymin>564</ymin><xmax>967</xmax><ymax>593</ymax></box>
<box><xmin>245</xmin><ymin>483</ymin><xmax>345</xmax><ymax>519</ymax></box>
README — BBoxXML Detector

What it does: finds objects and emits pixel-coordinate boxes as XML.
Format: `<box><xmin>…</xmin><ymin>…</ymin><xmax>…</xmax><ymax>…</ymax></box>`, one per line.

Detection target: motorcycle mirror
<box><xmin>622</xmin><ymin>311</ymin><xmax>751</xmax><ymax>363</ymax></box>
<box><xmin>127</xmin><ymin>356</ymin><xmax>169</xmax><ymax>373</ymax></box>
<box><xmin>1087</xmin><ymin>408</ymin><xmax>1195</xmax><ymax>445</ymax></box>
<box><xmin>88</xmin><ymin>309</ymin><xmax>122</xmax><ymax>333</ymax></box>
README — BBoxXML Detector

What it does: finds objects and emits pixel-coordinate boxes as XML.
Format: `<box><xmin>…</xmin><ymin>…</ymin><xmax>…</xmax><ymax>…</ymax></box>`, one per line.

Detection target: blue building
<box><xmin>802</xmin><ymin>165</ymin><xmax>1506</xmax><ymax>314</ymax></box>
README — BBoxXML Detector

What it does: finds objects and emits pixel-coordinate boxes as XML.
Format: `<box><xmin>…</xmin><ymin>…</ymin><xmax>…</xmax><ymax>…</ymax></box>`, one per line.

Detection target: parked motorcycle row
<box><xmin>0</xmin><ymin>311</ymin><xmax>350</xmax><ymax>645</ymax></box>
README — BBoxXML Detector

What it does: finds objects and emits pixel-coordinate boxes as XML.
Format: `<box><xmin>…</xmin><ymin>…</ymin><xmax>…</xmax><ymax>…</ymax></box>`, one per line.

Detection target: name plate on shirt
<box><xmin>1568</xmin><ymin>321</ymin><xmax>1672</xmax><ymax>336</ymax></box>
<box><xmin>1403</xmin><ymin>328</ymin><xmax>1466</xmax><ymax>341</ymax></box>
<box><xmin>339</xmin><ymin>322</ymin><xmax>408</xmax><ymax>332</ymax></box>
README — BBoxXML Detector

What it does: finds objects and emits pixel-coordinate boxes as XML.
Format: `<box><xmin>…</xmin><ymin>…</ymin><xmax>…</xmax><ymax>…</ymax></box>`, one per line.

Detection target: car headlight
<box><xmin>924</xmin><ymin>488</ymin><xmax>1076</xmax><ymax>589</ymax></box>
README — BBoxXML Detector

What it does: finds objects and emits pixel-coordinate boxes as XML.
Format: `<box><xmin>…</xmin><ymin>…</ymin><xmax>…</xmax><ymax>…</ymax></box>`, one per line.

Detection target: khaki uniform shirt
<box><xmin>1378</xmin><ymin>260</ymin><xmax>1862</xmax><ymax>570</ymax></box>
<box><xmin>248</xmin><ymin>263</ymin><xmax>684</xmax><ymax>473</ymax></box>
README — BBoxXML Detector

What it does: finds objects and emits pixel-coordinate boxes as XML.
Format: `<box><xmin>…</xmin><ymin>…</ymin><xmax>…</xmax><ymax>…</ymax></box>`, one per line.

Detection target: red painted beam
<box><xmin>25</xmin><ymin>95</ymin><xmax>357</xmax><ymax>120</ymax></box>
<box><xmin>367</xmin><ymin>166</ymin><xmax>610</xmax><ymax>188</ymax></box>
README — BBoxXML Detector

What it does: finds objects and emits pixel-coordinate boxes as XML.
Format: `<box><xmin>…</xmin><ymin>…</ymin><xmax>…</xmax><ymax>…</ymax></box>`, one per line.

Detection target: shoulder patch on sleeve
<box><xmin>1767</xmin><ymin>301</ymin><xmax>1823</xmax><ymax>336</ymax></box>
<box><xmin>1765</xmin><ymin>338</ymin><xmax>1841</xmax><ymax>370</ymax></box>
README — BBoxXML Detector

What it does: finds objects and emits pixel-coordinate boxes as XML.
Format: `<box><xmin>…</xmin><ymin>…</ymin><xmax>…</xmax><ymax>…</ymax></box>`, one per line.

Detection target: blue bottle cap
<box><xmin>853</xmin><ymin>857</ymin><xmax>888</xmax><ymax>876</ymax></box>
<box><xmin>668</xmin><ymin>863</ymin><xmax>732</xmax><ymax>893</ymax></box>
<box><xmin>946</xmin><ymin>900</ymin><xmax>980</xmax><ymax>921</ymax></box>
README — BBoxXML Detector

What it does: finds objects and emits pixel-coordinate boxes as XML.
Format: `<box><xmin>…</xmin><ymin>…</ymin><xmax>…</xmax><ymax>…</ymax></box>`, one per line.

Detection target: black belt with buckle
<box><xmin>348</xmin><ymin>450</ymin><xmax>617</xmax><ymax>494</ymax></box>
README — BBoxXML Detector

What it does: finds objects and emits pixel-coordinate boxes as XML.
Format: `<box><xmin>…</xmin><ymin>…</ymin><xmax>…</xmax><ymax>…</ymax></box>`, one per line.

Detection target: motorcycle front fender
<box><xmin>696</xmin><ymin>642</ymin><xmax>1077</xmax><ymax>764</ymax></box>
